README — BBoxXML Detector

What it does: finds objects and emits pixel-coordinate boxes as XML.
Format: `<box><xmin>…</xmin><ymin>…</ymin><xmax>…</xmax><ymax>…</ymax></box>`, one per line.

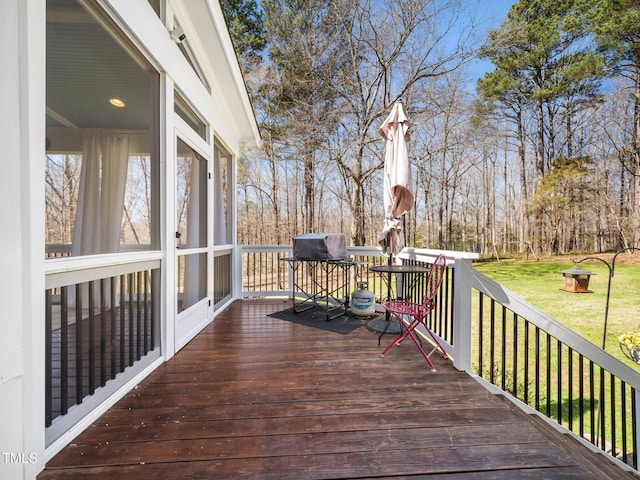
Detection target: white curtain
<box><xmin>72</xmin><ymin>135</ymin><xmax>101</xmax><ymax>256</ymax></box>
<box><xmin>72</xmin><ymin>133</ymin><xmax>129</xmax><ymax>255</ymax></box>
<box><xmin>71</xmin><ymin>133</ymin><xmax>129</xmax><ymax>308</ymax></box>
<box><xmin>100</xmin><ymin>135</ymin><xmax>130</xmax><ymax>253</ymax></box>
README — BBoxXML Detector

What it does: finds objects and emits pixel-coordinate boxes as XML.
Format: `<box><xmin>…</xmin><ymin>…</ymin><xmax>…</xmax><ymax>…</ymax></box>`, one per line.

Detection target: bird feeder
<box><xmin>560</xmin><ymin>266</ymin><xmax>594</xmax><ymax>293</ymax></box>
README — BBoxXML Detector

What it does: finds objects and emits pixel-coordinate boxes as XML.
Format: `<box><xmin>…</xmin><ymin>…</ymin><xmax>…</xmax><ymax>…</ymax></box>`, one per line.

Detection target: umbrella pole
<box><xmin>366</xmin><ymin>251</ymin><xmax>402</xmax><ymax>342</ymax></box>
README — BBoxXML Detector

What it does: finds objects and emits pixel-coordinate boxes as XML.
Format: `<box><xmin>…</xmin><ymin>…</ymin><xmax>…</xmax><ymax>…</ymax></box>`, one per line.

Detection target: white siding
<box><xmin>0</xmin><ymin>1</ymin><xmax>46</xmax><ymax>479</ymax></box>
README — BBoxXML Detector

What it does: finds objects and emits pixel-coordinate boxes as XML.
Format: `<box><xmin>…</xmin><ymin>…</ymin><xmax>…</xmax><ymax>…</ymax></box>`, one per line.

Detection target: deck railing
<box><xmin>459</xmin><ymin>262</ymin><xmax>640</xmax><ymax>470</ymax></box>
<box><xmin>240</xmin><ymin>245</ymin><xmax>443</xmax><ymax>304</ymax></box>
<box><xmin>240</xmin><ymin>245</ymin><xmax>640</xmax><ymax>472</ymax></box>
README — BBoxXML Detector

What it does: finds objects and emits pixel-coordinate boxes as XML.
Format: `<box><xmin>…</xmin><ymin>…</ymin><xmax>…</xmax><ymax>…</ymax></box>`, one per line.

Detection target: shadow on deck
<box><xmin>39</xmin><ymin>299</ymin><xmax>639</xmax><ymax>479</ymax></box>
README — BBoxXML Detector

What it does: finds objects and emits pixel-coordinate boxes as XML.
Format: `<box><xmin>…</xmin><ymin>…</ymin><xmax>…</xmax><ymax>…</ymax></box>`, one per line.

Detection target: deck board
<box><xmin>39</xmin><ymin>299</ymin><xmax>639</xmax><ymax>479</ymax></box>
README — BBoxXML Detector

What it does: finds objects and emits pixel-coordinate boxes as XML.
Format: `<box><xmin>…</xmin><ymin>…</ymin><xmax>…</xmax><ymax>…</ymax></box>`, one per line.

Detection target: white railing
<box><xmin>459</xmin><ymin>261</ymin><xmax>640</xmax><ymax>471</ymax></box>
<box><xmin>240</xmin><ymin>244</ymin><xmax>473</xmax><ymax>299</ymax></box>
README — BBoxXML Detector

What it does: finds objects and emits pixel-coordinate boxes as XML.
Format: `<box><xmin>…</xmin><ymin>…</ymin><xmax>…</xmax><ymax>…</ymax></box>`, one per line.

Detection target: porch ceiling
<box><xmin>46</xmin><ymin>0</ymin><xmax>153</xmax><ymax>131</ymax></box>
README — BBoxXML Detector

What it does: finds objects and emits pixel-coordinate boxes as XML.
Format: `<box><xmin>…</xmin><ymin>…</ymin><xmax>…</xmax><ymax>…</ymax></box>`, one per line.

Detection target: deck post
<box><xmin>452</xmin><ymin>257</ymin><xmax>473</xmax><ymax>372</ymax></box>
<box><xmin>233</xmin><ymin>244</ymin><xmax>244</xmax><ymax>299</ymax></box>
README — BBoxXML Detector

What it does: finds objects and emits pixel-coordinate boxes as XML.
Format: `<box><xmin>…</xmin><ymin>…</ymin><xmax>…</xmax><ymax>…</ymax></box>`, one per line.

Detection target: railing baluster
<box><xmin>524</xmin><ymin>320</ymin><xmax>529</xmax><ymax>405</ymax></box>
<box><xmin>546</xmin><ymin>332</ymin><xmax>551</xmax><ymax>417</ymax></box>
<box><xmin>478</xmin><ymin>292</ymin><xmax>483</xmax><ymax>378</ymax></box>
<box><xmin>151</xmin><ymin>270</ymin><xmax>156</xmax><ymax>351</ymax></box>
<box><xmin>128</xmin><ymin>273</ymin><xmax>134</xmax><ymax>365</ymax></box>
<box><xmin>75</xmin><ymin>283</ymin><xmax>83</xmax><ymax>404</ymax></box>
<box><xmin>60</xmin><ymin>286</ymin><xmax>68</xmax><ymax>415</ymax></box>
<box><xmin>535</xmin><ymin>326</ymin><xmax>540</xmax><ymax>411</ymax></box>
<box><xmin>568</xmin><ymin>348</ymin><xmax>573</xmax><ymax>431</ymax></box>
<box><xmin>100</xmin><ymin>278</ymin><xmax>106</xmax><ymax>386</ymax></box>
<box><xmin>600</xmin><ymin>368</ymin><xmax>606</xmax><ymax>450</ymax></box>
<box><xmin>611</xmin><ymin>373</ymin><xmax>616</xmax><ymax>457</ymax></box>
<box><xmin>137</xmin><ymin>271</ymin><xmax>142</xmax><ymax>360</ymax></box>
<box><xmin>589</xmin><ymin>360</ymin><xmax>595</xmax><ymax>445</ymax></box>
<box><xmin>557</xmin><ymin>340</ymin><xmax>562</xmax><ymax>425</ymax></box>
<box><xmin>278</xmin><ymin>251</ymin><xmax>284</xmax><ymax>290</ymax></box>
<box><xmin>513</xmin><ymin>312</ymin><xmax>518</xmax><ymax>399</ymax></box>
<box><xmin>633</xmin><ymin>388</ymin><xmax>638</xmax><ymax>471</ymax></box>
<box><xmin>501</xmin><ymin>305</ymin><xmax>506</xmax><ymax>391</ymax></box>
<box><xmin>579</xmin><ymin>354</ymin><xmax>584</xmax><ymax>438</ymax></box>
<box><xmin>621</xmin><ymin>381</ymin><xmax>628</xmax><ymax>466</ymax></box>
<box><xmin>254</xmin><ymin>251</ymin><xmax>258</xmax><ymax>291</ymax></box>
<box><xmin>250</xmin><ymin>252</ymin><xmax>255</xmax><ymax>291</ymax></box>
<box><xmin>144</xmin><ymin>271</ymin><xmax>149</xmax><ymax>355</ymax></box>
<box><xmin>265</xmin><ymin>251</ymin><xmax>269</xmax><ymax>292</ymax></box>
<box><xmin>259</xmin><ymin>251</ymin><xmax>263</xmax><ymax>292</ymax></box>
<box><xmin>45</xmin><ymin>289</ymin><xmax>52</xmax><ymax>427</ymax></box>
<box><xmin>490</xmin><ymin>299</ymin><xmax>495</xmax><ymax>384</ymax></box>
<box><xmin>110</xmin><ymin>276</ymin><xmax>116</xmax><ymax>380</ymax></box>
<box><xmin>88</xmin><ymin>281</ymin><xmax>95</xmax><ymax>395</ymax></box>
<box><xmin>272</xmin><ymin>250</ymin><xmax>276</xmax><ymax>292</ymax></box>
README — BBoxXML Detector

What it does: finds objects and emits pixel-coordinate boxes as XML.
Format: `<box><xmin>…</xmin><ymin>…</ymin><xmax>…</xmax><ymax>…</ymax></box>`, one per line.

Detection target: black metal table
<box><xmin>367</xmin><ymin>263</ymin><xmax>430</xmax><ymax>343</ymax></box>
<box><xmin>281</xmin><ymin>257</ymin><xmax>357</xmax><ymax>320</ymax></box>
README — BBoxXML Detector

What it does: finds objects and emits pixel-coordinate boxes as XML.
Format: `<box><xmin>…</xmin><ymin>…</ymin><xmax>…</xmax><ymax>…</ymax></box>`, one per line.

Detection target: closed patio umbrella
<box><xmin>368</xmin><ymin>100</ymin><xmax>416</xmax><ymax>337</ymax></box>
<box><xmin>378</xmin><ymin>100</ymin><xmax>414</xmax><ymax>256</ymax></box>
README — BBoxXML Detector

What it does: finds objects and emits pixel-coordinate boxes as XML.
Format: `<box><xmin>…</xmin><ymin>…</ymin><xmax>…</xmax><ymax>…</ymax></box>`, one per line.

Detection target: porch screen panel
<box><xmin>176</xmin><ymin>139</ymin><xmax>208</xmax><ymax>312</ymax></box>
<box><xmin>45</xmin><ymin>0</ymin><xmax>159</xmax><ymax>257</ymax></box>
<box><xmin>44</xmin><ymin>0</ymin><xmax>162</xmax><ymax>447</ymax></box>
<box><xmin>214</xmin><ymin>142</ymin><xmax>232</xmax><ymax>245</ymax></box>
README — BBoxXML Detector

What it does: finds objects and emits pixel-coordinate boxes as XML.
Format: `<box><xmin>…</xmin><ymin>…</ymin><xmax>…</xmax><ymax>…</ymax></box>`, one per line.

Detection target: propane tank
<box><xmin>351</xmin><ymin>282</ymin><xmax>375</xmax><ymax>317</ymax></box>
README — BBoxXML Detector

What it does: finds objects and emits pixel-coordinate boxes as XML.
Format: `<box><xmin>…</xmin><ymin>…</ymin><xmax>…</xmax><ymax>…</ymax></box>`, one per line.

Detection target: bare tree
<box><xmin>327</xmin><ymin>0</ymin><xmax>477</xmax><ymax>245</ymax></box>
<box><xmin>45</xmin><ymin>153</ymin><xmax>81</xmax><ymax>248</ymax></box>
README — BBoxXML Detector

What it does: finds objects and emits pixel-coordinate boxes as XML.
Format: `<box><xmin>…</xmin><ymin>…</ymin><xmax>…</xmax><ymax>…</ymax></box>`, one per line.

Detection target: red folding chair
<box><xmin>380</xmin><ymin>254</ymin><xmax>448</xmax><ymax>371</ymax></box>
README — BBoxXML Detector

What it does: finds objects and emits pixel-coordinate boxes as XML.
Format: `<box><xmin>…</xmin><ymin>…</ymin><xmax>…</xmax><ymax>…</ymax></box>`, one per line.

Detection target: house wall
<box><xmin>1</xmin><ymin>1</ymin><xmax>258</xmax><ymax>478</ymax></box>
<box><xmin>0</xmin><ymin>1</ymin><xmax>46</xmax><ymax>479</ymax></box>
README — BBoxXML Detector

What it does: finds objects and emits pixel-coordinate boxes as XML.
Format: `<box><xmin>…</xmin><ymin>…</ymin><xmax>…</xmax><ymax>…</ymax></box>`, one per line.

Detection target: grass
<box><xmin>472</xmin><ymin>257</ymin><xmax>640</xmax><ymax>459</ymax></box>
<box><xmin>474</xmin><ymin>258</ymin><xmax>640</xmax><ymax>368</ymax></box>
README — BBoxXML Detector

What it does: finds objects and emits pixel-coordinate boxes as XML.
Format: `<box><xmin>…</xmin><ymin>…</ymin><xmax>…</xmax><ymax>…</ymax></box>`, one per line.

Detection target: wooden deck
<box><xmin>39</xmin><ymin>299</ymin><xmax>639</xmax><ymax>479</ymax></box>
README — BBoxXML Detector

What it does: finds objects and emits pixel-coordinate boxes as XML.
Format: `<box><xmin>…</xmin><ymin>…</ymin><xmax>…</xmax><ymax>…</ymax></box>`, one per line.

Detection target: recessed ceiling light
<box><xmin>109</xmin><ymin>98</ymin><xmax>126</xmax><ymax>108</ymax></box>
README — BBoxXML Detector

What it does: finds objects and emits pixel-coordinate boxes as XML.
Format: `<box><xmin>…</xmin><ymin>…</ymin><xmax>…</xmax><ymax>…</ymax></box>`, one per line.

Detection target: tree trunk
<box><xmin>269</xmin><ymin>147</ymin><xmax>281</xmax><ymax>243</ymax></box>
<box><xmin>633</xmin><ymin>63</ymin><xmax>640</xmax><ymax>247</ymax></box>
<box><xmin>352</xmin><ymin>178</ymin><xmax>365</xmax><ymax>246</ymax></box>
<box><xmin>517</xmin><ymin>108</ymin><xmax>528</xmax><ymax>253</ymax></box>
<box><xmin>303</xmin><ymin>149</ymin><xmax>314</xmax><ymax>234</ymax></box>
<box><xmin>534</xmin><ymin>99</ymin><xmax>546</xmax><ymax>256</ymax></box>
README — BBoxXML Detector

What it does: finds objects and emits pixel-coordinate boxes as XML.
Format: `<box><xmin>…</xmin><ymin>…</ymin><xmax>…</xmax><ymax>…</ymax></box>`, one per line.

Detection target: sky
<box><xmin>469</xmin><ymin>0</ymin><xmax>517</xmax><ymax>83</ymax></box>
<box><xmin>483</xmin><ymin>0</ymin><xmax>516</xmax><ymax>24</ymax></box>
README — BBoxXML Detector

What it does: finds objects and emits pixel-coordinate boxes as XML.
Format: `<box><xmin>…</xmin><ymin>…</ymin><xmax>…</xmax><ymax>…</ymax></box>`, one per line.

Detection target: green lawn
<box><xmin>473</xmin><ymin>258</ymin><xmax>640</xmax><ymax>369</ymax></box>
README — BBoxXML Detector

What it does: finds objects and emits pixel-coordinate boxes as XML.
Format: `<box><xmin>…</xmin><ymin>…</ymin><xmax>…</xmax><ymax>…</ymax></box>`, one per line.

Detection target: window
<box><xmin>147</xmin><ymin>0</ymin><xmax>161</xmax><ymax>18</ymax></box>
<box><xmin>175</xmin><ymin>94</ymin><xmax>207</xmax><ymax>142</ymax></box>
<box><xmin>174</xmin><ymin>17</ymin><xmax>211</xmax><ymax>93</ymax></box>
